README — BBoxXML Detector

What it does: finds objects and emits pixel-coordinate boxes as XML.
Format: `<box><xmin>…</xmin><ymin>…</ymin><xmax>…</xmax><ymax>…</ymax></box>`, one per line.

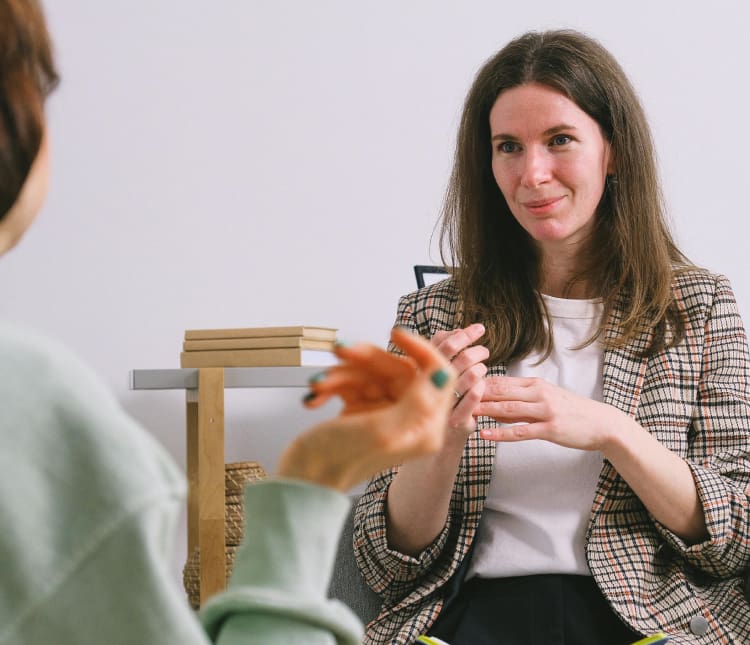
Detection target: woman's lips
<box><xmin>522</xmin><ymin>196</ymin><xmax>564</xmax><ymax>214</ymax></box>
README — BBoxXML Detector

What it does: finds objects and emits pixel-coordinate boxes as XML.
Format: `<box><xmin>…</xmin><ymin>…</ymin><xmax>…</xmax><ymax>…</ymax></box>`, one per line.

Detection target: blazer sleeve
<box><xmin>351</xmin><ymin>291</ymin><xmax>456</xmax><ymax>604</ymax></box>
<box><xmin>654</xmin><ymin>274</ymin><xmax>750</xmax><ymax>577</ymax></box>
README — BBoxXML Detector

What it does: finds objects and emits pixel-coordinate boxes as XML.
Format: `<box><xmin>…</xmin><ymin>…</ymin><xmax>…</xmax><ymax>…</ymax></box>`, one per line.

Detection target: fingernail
<box><xmin>302</xmin><ymin>391</ymin><xmax>316</xmax><ymax>404</ymax></box>
<box><xmin>430</xmin><ymin>368</ymin><xmax>450</xmax><ymax>389</ymax></box>
<box><xmin>480</xmin><ymin>429</ymin><xmax>492</xmax><ymax>439</ymax></box>
<box><xmin>334</xmin><ymin>340</ymin><xmax>350</xmax><ymax>349</ymax></box>
<box><xmin>308</xmin><ymin>370</ymin><xmax>327</xmax><ymax>384</ymax></box>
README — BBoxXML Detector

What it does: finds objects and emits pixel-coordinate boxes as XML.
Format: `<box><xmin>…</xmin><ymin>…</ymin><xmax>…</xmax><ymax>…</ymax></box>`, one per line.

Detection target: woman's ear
<box><xmin>605</xmin><ymin>142</ymin><xmax>616</xmax><ymax>176</ymax></box>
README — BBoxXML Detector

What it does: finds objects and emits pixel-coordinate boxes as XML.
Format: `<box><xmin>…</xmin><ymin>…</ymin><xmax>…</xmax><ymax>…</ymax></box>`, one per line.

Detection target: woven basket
<box><xmin>183</xmin><ymin>460</ymin><xmax>268</xmax><ymax>608</ymax></box>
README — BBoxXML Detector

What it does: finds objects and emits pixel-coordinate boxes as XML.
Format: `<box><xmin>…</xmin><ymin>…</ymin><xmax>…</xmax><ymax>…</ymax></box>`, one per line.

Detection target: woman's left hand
<box><xmin>476</xmin><ymin>375</ymin><xmax>616</xmax><ymax>451</ymax></box>
<box><xmin>478</xmin><ymin>375</ymin><xmax>710</xmax><ymax>543</ymax></box>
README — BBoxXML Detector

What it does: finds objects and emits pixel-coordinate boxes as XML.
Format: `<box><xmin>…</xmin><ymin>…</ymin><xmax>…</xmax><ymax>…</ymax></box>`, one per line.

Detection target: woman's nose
<box><xmin>520</xmin><ymin>148</ymin><xmax>552</xmax><ymax>188</ymax></box>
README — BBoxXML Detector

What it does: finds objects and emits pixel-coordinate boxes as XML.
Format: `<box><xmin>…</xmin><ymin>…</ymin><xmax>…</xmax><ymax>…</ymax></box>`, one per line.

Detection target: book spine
<box><xmin>184</xmin><ymin>327</ymin><xmax>336</xmax><ymax>341</ymax></box>
<box><xmin>180</xmin><ymin>348</ymin><xmax>337</xmax><ymax>368</ymax></box>
<box><xmin>183</xmin><ymin>338</ymin><xmax>335</xmax><ymax>351</ymax></box>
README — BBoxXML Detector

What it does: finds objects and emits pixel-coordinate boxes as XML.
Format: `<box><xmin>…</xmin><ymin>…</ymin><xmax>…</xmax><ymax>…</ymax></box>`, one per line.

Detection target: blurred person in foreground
<box><xmin>0</xmin><ymin>2</ymin><xmax>457</xmax><ymax>644</ymax></box>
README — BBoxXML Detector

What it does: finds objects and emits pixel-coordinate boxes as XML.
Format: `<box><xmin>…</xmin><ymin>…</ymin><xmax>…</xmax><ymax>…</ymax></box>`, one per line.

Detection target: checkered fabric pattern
<box><xmin>353</xmin><ymin>270</ymin><xmax>750</xmax><ymax>644</ymax></box>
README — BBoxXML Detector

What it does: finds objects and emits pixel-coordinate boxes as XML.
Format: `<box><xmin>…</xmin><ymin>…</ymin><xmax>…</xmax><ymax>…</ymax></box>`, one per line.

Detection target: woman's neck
<box><xmin>539</xmin><ymin>254</ymin><xmax>596</xmax><ymax>299</ymax></box>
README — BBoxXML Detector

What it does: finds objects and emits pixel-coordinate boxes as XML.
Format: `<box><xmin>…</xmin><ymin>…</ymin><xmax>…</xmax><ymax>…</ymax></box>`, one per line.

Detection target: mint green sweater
<box><xmin>0</xmin><ymin>324</ymin><xmax>362</xmax><ymax>645</ymax></box>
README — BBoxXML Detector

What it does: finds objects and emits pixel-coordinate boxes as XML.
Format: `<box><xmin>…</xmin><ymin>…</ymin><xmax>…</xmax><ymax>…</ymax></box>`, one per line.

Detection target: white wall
<box><xmin>2</xmin><ymin>0</ymin><xmax>748</xmax><ymax>571</ymax></box>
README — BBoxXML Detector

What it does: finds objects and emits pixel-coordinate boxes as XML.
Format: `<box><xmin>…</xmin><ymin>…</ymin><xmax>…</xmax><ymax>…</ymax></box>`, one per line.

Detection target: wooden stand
<box><xmin>186</xmin><ymin>368</ymin><xmax>226</xmax><ymax>604</ymax></box>
<box><xmin>129</xmin><ymin>366</ymin><xmax>319</xmax><ymax>605</ymax></box>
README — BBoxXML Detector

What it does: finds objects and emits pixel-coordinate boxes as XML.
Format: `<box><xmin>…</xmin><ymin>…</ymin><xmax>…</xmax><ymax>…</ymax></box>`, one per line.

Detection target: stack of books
<box><xmin>180</xmin><ymin>325</ymin><xmax>339</xmax><ymax>368</ymax></box>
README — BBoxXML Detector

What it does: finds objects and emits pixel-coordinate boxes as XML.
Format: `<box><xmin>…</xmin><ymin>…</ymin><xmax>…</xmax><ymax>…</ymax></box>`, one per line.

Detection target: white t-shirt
<box><xmin>467</xmin><ymin>294</ymin><xmax>605</xmax><ymax>579</ymax></box>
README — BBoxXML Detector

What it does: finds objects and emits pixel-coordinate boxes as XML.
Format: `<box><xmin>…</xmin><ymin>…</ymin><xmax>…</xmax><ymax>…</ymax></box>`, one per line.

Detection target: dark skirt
<box><xmin>428</xmin><ymin>574</ymin><xmax>642</xmax><ymax>645</ymax></box>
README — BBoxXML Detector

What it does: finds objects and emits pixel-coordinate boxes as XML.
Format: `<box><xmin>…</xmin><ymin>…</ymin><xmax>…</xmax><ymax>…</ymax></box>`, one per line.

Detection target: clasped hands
<box><xmin>277</xmin><ymin>323</ymin><xmax>617</xmax><ymax>492</ymax></box>
<box><xmin>433</xmin><ymin>323</ymin><xmax>614</xmax><ymax>452</ymax></box>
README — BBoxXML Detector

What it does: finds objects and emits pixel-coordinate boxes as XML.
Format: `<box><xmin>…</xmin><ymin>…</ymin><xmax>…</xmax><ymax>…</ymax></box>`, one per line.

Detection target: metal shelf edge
<box><xmin>129</xmin><ymin>367</ymin><xmax>322</xmax><ymax>390</ymax></box>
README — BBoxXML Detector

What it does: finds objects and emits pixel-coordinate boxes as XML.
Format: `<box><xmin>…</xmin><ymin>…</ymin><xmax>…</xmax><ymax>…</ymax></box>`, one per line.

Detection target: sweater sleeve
<box><xmin>200</xmin><ymin>480</ymin><xmax>363</xmax><ymax>645</ymax></box>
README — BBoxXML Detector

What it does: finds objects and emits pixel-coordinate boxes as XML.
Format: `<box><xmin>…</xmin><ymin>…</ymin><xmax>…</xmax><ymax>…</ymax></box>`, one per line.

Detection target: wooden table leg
<box><xmin>186</xmin><ymin>367</ymin><xmax>225</xmax><ymax>605</ymax></box>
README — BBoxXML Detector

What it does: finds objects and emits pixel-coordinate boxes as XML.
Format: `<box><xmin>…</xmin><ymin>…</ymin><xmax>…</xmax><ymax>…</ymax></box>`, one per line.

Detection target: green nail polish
<box><xmin>302</xmin><ymin>391</ymin><xmax>316</xmax><ymax>404</ymax></box>
<box><xmin>430</xmin><ymin>368</ymin><xmax>450</xmax><ymax>389</ymax></box>
<box><xmin>308</xmin><ymin>371</ymin><xmax>327</xmax><ymax>384</ymax></box>
<box><xmin>334</xmin><ymin>340</ymin><xmax>350</xmax><ymax>349</ymax></box>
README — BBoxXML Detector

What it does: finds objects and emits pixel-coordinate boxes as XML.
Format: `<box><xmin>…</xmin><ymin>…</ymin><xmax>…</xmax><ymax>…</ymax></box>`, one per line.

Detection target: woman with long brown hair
<box><xmin>354</xmin><ymin>29</ymin><xmax>750</xmax><ymax>644</ymax></box>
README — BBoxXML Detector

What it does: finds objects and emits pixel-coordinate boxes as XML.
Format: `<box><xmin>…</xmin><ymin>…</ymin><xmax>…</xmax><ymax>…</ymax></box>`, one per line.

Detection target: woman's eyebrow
<box><xmin>543</xmin><ymin>124</ymin><xmax>578</xmax><ymax>136</ymax></box>
<box><xmin>490</xmin><ymin>123</ymin><xmax>579</xmax><ymax>141</ymax></box>
<box><xmin>491</xmin><ymin>132</ymin><xmax>518</xmax><ymax>142</ymax></box>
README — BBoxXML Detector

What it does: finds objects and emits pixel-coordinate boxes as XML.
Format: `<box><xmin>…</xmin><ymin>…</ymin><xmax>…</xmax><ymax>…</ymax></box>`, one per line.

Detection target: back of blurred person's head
<box><xmin>0</xmin><ymin>0</ymin><xmax>58</xmax><ymax>220</ymax></box>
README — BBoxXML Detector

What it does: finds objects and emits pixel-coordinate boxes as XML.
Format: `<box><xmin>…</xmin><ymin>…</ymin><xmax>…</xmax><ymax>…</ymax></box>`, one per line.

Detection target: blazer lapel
<box><xmin>592</xmin><ymin>297</ymin><xmax>653</xmax><ymax>515</ymax></box>
<box><xmin>600</xmin><ymin>305</ymin><xmax>652</xmax><ymax>418</ymax></box>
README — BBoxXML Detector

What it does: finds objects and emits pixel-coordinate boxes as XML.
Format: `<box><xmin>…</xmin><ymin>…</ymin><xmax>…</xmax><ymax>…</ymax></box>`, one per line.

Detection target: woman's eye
<box><xmin>497</xmin><ymin>141</ymin><xmax>518</xmax><ymax>153</ymax></box>
<box><xmin>551</xmin><ymin>134</ymin><xmax>571</xmax><ymax>146</ymax></box>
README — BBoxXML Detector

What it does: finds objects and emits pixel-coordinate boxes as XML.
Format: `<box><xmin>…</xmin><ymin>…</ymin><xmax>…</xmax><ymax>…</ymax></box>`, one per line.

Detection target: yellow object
<box><xmin>629</xmin><ymin>633</ymin><xmax>669</xmax><ymax>645</ymax></box>
<box><xmin>416</xmin><ymin>636</ymin><xmax>452</xmax><ymax>645</ymax></box>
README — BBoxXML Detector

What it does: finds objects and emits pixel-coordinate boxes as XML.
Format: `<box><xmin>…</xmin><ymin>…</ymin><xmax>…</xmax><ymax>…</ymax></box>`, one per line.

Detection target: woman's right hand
<box><xmin>381</xmin><ymin>323</ymin><xmax>488</xmax><ymax>555</ymax></box>
<box><xmin>430</xmin><ymin>323</ymin><xmax>489</xmax><ymax>434</ymax></box>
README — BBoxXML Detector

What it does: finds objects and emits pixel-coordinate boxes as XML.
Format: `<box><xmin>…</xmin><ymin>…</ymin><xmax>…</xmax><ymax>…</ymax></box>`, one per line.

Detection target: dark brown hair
<box><xmin>440</xmin><ymin>29</ymin><xmax>688</xmax><ymax>363</ymax></box>
<box><xmin>0</xmin><ymin>0</ymin><xmax>58</xmax><ymax>219</ymax></box>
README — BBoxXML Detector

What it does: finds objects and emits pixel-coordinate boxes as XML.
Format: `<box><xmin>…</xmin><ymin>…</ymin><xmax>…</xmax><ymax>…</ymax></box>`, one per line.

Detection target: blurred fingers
<box><xmin>303</xmin><ymin>367</ymin><xmax>392</xmax><ymax>409</ymax></box>
<box><xmin>333</xmin><ymin>341</ymin><xmax>417</xmax><ymax>380</ymax></box>
<box><xmin>303</xmin><ymin>329</ymin><xmax>458</xmax><ymax>410</ymax></box>
<box><xmin>390</xmin><ymin>327</ymin><xmax>453</xmax><ymax>376</ymax></box>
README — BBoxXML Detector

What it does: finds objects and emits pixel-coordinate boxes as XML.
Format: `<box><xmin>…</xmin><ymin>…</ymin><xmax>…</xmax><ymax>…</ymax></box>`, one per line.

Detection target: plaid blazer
<box><xmin>353</xmin><ymin>269</ymin><xmax>750</xmax><ymax>644</ymax></box>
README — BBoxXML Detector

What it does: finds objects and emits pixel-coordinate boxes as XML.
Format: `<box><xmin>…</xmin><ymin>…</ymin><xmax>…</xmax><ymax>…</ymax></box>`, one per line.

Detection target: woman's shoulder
<box><xmin>0</xmin><ymin>323</ymin><xmax>184</xmax><ymax>496</ymax></box>
<box><xmin>400</xmin><ymin>276</ymin><xmax>458</xmax><ymax>307</ymax></box>
<box><xmin>396</xmin><ymin>278</ymin><xmax>460</xmax><ymax>336</ymax></box>
<box><xmin>671</xmin><ymin>266</ymin><xmax>741</xmax><ymax>323</ymax></box>
<box><xmin>0</xmin><ymin>323</ymin><xmax>127</xmax><ymax>406</ymax></box>
<box><xmin>672</xmin><ymin>265</ymin><xmax>735</xmax><ymax>298</ymax></box>
<box><xmin>0</xmin><ymin>323</ymin><xmax>91</xmax><ymax>383</ymax></box>
<box><xmin>400</xmin><ymin>277</ymin><xmax>459</xmax><ymax>315</ymax></box>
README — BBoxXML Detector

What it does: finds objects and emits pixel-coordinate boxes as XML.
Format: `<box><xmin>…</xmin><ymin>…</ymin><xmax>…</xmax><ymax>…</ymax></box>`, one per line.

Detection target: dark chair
<box><xmin>414</xmin><ymin>265</ymin><xmax>449</xmax><ymax>289</ymax></box>
<box><xmin>328</xmin><ymin>496</ymin><xmax>381</xmax><ymax>624</ymax></box>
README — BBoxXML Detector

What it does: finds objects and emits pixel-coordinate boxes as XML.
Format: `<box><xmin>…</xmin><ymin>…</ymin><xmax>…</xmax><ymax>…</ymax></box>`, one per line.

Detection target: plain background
<box><xmin>3</xmin><ymin>0</ymin><xmax>748</xmax><ymax>577</ymax></box>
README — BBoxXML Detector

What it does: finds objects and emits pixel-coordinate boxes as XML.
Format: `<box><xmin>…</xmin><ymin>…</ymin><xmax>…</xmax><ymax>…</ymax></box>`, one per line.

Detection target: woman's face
<box><xmin>489</xmin><ymin>82</ymin><xmax>613</xmax><ymax>261</ymax></box>
<box><xmin>0</xmin><ymin>133</ymin><xmax>49</xmax><ymax>256</ymax></box>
